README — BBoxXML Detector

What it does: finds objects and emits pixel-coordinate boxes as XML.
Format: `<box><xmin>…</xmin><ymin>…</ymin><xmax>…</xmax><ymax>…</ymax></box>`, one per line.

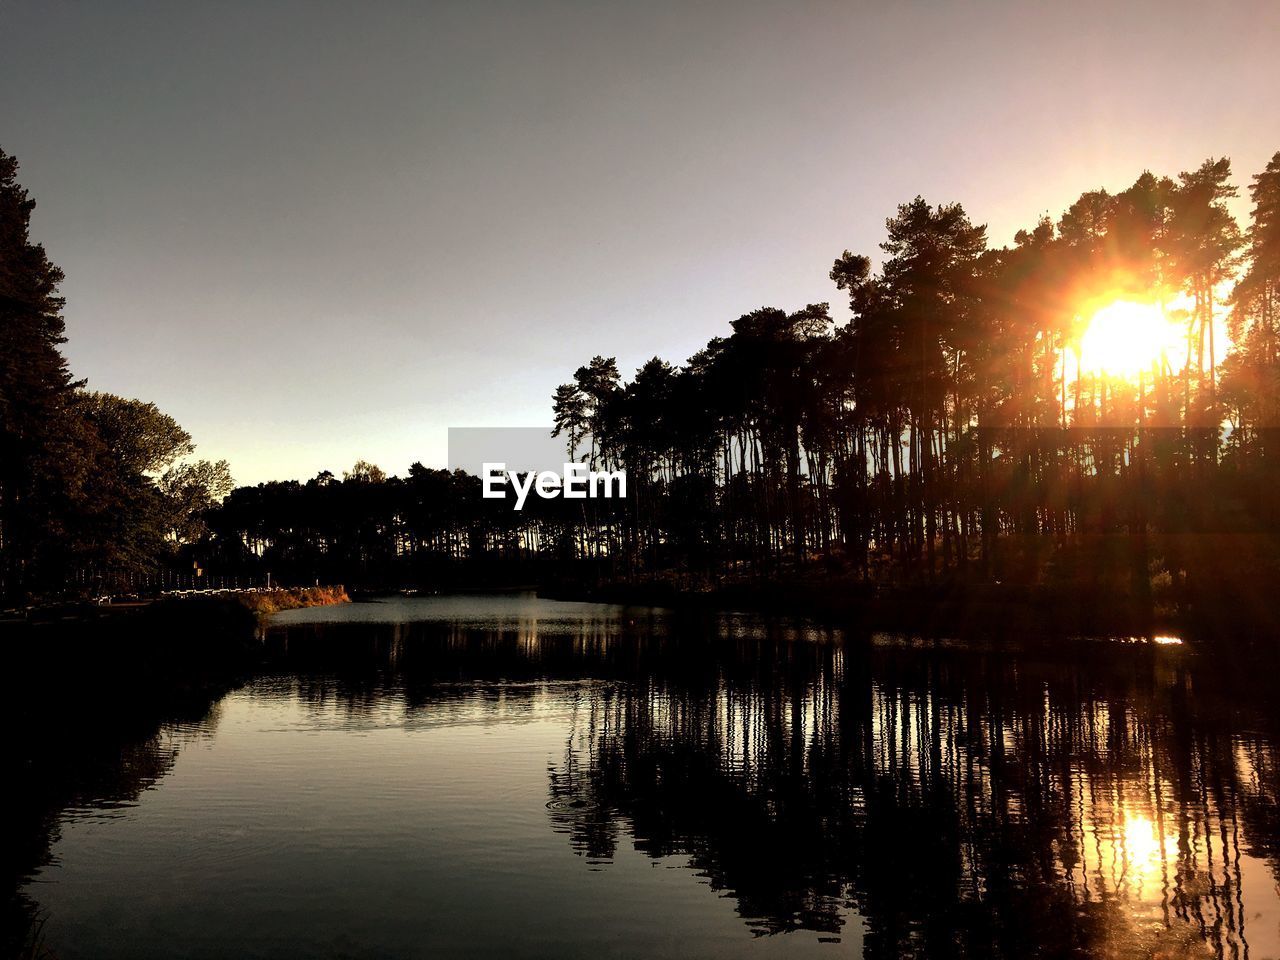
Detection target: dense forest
<box><xmin>4</xmin><ymin>146</ymin><xmax>1280</xmax><ymax>612</ymax></box>
<box><xmin>205</xmin><ymin>151</ymin><xmax>1280</xmax><ymax>613</ymax></box>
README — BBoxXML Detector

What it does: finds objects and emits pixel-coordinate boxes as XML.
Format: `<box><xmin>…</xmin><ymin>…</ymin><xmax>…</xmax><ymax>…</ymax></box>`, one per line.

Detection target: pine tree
<box><xmin>0</xmin><ymin>148</ymin><xmax>80</xmax><ymax>602</ymax></box>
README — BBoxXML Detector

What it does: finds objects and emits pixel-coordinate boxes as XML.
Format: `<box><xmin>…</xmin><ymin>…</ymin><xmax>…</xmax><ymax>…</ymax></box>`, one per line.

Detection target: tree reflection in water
<box><xmin>15</xmin><ymin>606</ymin><xmax>1275</xmax><ymax>960</ymax></box>
<box><xmin>539</xmin><ymin>620</ymin><xmax>1279</xmax><ymax>960</ymax></box>
<box><xmin>7</xmin><ymin>688</ymin><xmax>226</xmax><ymax>955</ymax></box>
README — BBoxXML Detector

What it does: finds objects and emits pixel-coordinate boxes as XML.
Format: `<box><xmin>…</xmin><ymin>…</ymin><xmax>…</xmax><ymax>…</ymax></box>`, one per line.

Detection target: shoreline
<box><xmin>6</xmin><ymin>576</ymin><xmax>1273</xmax><ymax>649</ymax></box>
<box><xmin>232</xmin><ymin>585</ymin><xmax>351</xmax><ymax>616</ymax></box>
<box><xmin>1</xmin><ymin>587</ymin><xmax>352</xmax><ymax>698</ymax></box>
<box><xmin>539</xmin><ymin>574</ymin><xmax>1271</xmax><ymax>644</ymax></box>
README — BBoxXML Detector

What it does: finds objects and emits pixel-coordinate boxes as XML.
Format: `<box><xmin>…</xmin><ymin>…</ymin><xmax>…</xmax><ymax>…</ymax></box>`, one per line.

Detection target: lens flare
<box><xmin>1078</xmin><ymin>300</ymin><xmax>1179</xmax><ymax>379</ymax></box>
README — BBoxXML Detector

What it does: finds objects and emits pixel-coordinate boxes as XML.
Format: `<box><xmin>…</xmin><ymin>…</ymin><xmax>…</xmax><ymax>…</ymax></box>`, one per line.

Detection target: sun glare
<box><xmin>1077</xmin><ymin>300</ymin><xmax>1180</xmax><ymax>380</ymax></box>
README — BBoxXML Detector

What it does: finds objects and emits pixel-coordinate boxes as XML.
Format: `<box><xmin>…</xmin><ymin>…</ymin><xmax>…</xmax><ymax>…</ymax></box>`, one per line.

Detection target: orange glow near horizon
<box><xmin>1062</xmin><ymin>289</ymin><xmax>1236</xmax><ymax>399</ymax></box>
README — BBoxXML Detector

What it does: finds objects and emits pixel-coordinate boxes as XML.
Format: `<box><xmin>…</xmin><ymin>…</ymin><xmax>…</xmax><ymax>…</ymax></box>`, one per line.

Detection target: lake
<box><xmin>13</xmin><ymin>594</ymin><xmax>1280</xmax><ymax>959</ymax></box>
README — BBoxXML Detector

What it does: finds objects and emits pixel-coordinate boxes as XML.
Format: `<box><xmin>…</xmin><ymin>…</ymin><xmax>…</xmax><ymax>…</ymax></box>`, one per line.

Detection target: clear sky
<box><xmin>2</xmin><ymin>0</ymin><xmax>1277</xmax><ymax>485</ymax></box>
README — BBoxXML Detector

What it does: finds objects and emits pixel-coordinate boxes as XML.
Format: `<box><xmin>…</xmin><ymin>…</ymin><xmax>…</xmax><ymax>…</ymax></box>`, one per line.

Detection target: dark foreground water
<box><xmin>12</xmin><ymin>595</ymin><xmax>1280</xmax><ymax>959</ymax></box>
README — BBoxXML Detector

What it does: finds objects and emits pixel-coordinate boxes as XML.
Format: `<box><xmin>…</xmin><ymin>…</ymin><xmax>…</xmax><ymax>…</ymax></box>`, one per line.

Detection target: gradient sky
<box><xmin>2</xmin><ymin>1</ymin><xmax>1277</xmax><ymax>485</ymax></box>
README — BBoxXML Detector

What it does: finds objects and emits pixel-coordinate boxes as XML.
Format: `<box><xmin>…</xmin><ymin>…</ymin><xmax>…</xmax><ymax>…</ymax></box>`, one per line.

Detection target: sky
<box><xmin>2</xmin><ymin>0</ymin><xmax>1277</xmax><ymax>485</ymax></box>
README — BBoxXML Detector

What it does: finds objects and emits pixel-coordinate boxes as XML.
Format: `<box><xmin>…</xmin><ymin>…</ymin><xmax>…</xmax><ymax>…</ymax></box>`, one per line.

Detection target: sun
<box><xmin>1077</xmin><ymin>299</ymin><xmax>1180</xmax><ymax>380</ymax></box>
<box><xmin>1077</xmin><ymin>300</ymin><xmax>1179</xmax><ymax>380</ymax></box>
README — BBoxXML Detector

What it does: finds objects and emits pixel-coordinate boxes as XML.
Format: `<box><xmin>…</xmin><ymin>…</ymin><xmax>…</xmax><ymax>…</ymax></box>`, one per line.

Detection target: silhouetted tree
<box><xmin>0</xmin><ymin>148</ymin><xmax>79</xmax><ymax>601</ymax></box>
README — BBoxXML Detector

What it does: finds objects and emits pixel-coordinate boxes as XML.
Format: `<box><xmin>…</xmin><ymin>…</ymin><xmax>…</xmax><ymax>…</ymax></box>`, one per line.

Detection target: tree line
<box><xmin>6</xmin><ymin>145</ymin><xmax>1279</xmax><ymax>604</ymax></box>
<box><xmin>201</xmin><ymin>151</ymin><xmax>1280</xmax><ymax>607</ymax></box>
<box><xmin>539</xmin><ymin>153</ymin><xmax>1280</xmax><ymax>598</ymax></box>
<box><xmin>1</xmin><ymin>149</ymin><xmax>230</xmax><ymax>604</ymax></box>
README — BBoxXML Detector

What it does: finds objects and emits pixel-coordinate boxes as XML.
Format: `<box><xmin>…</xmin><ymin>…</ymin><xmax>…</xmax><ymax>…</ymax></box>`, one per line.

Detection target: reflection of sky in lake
<box><xmin>20</xmin><ymin>596</ymin><xmax>1280</xmax><ymax>959</ymax></box>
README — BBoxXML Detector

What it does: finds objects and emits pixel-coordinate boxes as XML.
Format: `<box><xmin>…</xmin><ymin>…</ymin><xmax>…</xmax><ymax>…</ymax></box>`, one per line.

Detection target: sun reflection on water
<box><xmin>1120</xmin><ymin>814</ymin><xmax>1176</xmax><ymax>888</ymax></box>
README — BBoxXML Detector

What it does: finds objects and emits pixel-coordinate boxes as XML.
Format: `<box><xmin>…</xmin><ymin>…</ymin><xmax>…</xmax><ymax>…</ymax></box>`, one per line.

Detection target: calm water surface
<box><xmin>15</xmin><ymin>595</ymin><xmax>1280</xmax><ymax>959</ymax></box>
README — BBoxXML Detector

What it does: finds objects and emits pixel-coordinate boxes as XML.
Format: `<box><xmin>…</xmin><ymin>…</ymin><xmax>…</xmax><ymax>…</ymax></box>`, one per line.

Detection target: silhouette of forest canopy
<box><xmin>4</xmin><ymin>146</ymin><xmax>1280</xmax><ymax>608</ymax></box>
<box><xmin>0</xmin><ymin>149</ymin><xmax>230</xmax><ymax>604</ymax></box>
